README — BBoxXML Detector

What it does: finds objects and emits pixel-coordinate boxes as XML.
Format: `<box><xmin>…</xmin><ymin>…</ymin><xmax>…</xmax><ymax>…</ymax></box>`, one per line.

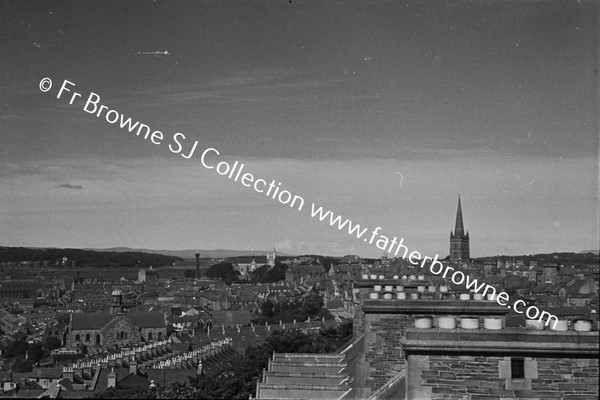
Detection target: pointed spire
<box><xmin>454</xmin><ymin>195</ymin><xmax>465</xmax><ymax>236</ymax></box>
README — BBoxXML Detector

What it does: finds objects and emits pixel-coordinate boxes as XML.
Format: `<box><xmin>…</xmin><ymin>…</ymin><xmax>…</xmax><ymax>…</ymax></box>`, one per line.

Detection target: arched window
<box><xmin>75</xmin><ymin>334</ymin><xmax>81</xmax><ymax>341</ymax></box>
<box><xmin>158</xmin><ymin>331</ymin><xmax>163</xmax><ymax>340</ymax></box>
<box><xmin>85</xmin><ymin>334</ymin><xmax>90</xmax><ymax>342</ymax></box>
<box><xmin>148</xmin><ymin>332</ymin><xmax>153</xmax><ymax>340</ymax></box>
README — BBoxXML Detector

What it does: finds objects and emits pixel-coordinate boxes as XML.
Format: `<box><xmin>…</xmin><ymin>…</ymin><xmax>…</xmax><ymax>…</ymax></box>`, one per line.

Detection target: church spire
<box><xmin>454</xmin><ymin>195</ymin><xmax>465</xmax><ymax>236</ymax></box>
<box><xmin>450</xmin><ymin>195</ymin><xmax>470</xmax><ymax>261</ymax></box>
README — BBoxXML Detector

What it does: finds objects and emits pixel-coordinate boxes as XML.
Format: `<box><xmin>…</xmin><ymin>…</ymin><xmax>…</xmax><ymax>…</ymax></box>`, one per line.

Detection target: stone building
<box><xmin>348</xmin><ymin>276</ymin><xmax>599</xmax><ymax>399</ymax></box>
<box><xmin>285</xmin><ymin>262</ymin><xmax>326</xmax><ymax>283</ymax></box>
<box><xmin>68</xmin><ymin>289</ymin><xmax>166</xmax><ymax>352</ymax></box>
<box><xmin>137</xmin><ymin>266</ymin><xmax>159</xmax><ymax>283</ymax></box>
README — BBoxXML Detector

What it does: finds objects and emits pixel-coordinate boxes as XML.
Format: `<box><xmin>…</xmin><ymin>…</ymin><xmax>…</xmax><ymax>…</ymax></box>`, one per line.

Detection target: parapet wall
<box><xmin>353</xmin><ymin>276</ymin><xmax>510</xmax><ymax>396</ymax></box>
<box><xmin>402</xmin><ymin>328</ymin><xmax>600</xmax><ymax>399</ymax></box>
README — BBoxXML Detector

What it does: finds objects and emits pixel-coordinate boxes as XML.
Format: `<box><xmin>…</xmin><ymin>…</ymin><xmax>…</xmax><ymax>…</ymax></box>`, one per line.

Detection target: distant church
<box><xmin>449</xmin><ymin>196</ymin><xmax>470</xmax><ymax>262</ymax></box>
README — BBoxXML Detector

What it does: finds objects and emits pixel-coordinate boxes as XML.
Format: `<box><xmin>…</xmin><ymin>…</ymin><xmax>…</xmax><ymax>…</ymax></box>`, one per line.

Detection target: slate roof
<box><xmin>117</xmin><ymin>372</ymin><xmax>151</xmax><ymax>389</ymax></box>
<box><xmin>326</xmin><ymin>298</ymin><xmax>344</xmax><ymax>310</ymax></box>
<box><xmin>127</xmin><ymin>311</ymin><xmax>165</xmax><ymax>328</ymax></box>
<box><xmin>28</xmin><ymin>367</ymin><xmax>62</xmax><ymax>379</ymax></box>
<box><xmin>93</xmin><ymin>367</ymin><xmax>129</xmax><ymax>393</ymax></box>
<box><xmin>210</xmin><ymin>310</ymin><xmax>253</xmax><ymax>325</ymax></box>
<box><xmin>145</xmin><ymin>369</ymin><xmax>196</xmax><ymax>386</ymax></box>
<box><xmin>71</xmin><ymin>311</ymin><xmax>165</xmax><ymax>330</ymax></box>
<box><xmin>565</xmin><ymin>278</ymin><xmax>599</xmax><ymax>295</ymax></box>
<box><xmin>289</xmin><ymin>264</ymin><xmax>326</xmax><ymax>274</ymax></box>
<box><xmin>71</xmin><ymin>313</ymin><xmax>113</xmax><ymax>330</ymax></box>
<box><xmin>171</xmin><ymin>342</ymin><xmax>192</xmax><ymax>353</ymax></box>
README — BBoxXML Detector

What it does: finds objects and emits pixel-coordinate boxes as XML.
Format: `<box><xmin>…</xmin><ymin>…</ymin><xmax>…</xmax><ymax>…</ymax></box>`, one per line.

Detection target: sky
<box><xmin>1</xmin><ymin>0</ymin><xmax>598</xmax><ymax>258</ymax></box>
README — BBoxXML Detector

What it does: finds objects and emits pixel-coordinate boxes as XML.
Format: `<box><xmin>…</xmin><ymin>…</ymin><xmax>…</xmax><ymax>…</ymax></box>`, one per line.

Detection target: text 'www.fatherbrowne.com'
<box><xmin>40</xmin><ymin>77</ymin><xmax>560</xmax><ymax>329</ymax></box>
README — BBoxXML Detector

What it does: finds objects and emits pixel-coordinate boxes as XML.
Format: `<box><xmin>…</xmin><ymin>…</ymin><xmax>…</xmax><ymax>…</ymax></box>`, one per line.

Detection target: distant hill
<box><xmin>579</xmin><ymin>250</ymin><xmax>599</xmax><ymax>255</ymax></box>
<box><xmin>87</xmin><ymin>247</ymin><xmax>294</xmax><ymax>259</ymax></box>
<box><xmin>0</xmin><ymin>246</ymin><xmax>182</xmax><ymax>268</ymax></box>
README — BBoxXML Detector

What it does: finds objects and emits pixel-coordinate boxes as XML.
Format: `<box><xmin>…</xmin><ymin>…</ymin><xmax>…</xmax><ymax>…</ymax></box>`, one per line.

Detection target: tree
<box><xmin>249</xmin><ymin>265</ymin><xmax>269</xmax><ymax>282</ymax></box>
<box><xmin>205</xmin><ymin>262</ymin><xmax>240</xmax><ymax>285</ymax></box>
<box><xmin>12</xmin><ymin>358</ymin><xmax>34</xmax><ymax>373</ymax></box>
<box><xmin>44</xmin><ymin>336</ymin><xmax>62</xmax><ymax>351</ymax></box>
<box><xmin>265</xmin><ymin>264</ymin><xmax>287</xmax><ymax>283</ymax></box>
<box><xmin>5</xmin><ymin>338</ymin><xmax>28</xmax><ymax>358</ymax></box>
<box><xmin>159</xmin><ymin>320</ymin><xmax>353</xmax><ymax>400</ymax></box>
<box><xmin>250</xmin><ymin>263</ymin><xmax>288</xmax><ymax>283</ymax></box>
<box><xmin>301</xmin><ymin>291</ymin><xmax>324</xmax><ymax>317</ymax></box>
<box><xmin>167</xmin><ymin>324</ymin><xmax>177</xmax><ymax>337</ymax></box>
<box><xmin>183</xmin><ymin>269</ymin><xmax>196</xmax><ymax>279</ymax></box>
<box><xmin>28</xmin><ymin>342</ymin><xmax>45</xmax><ymax>364</ymax></box>
<box><xmin>261</xmin><ymin>299</ymin><xmax>274</xmax><ymax>318</ymax></box>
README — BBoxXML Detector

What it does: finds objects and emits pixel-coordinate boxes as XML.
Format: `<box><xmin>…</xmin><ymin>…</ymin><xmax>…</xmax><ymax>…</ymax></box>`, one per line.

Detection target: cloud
<box><xmin>56</xmin><ymin>183</ymin><xmax>83</xmax><ymax>190</ymax></box>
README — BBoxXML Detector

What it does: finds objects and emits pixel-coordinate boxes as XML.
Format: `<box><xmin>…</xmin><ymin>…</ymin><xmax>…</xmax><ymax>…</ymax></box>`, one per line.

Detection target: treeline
<box><xmin>202</xmin><ymin>262</ymin><xmax>288</xmax><ymax>285</ymax></box>
<box><xmin>253</xmin><ymin>290</ymin><xmax>333</xmax><ymax>325</ymax></box>
<box><xmin>0</xmin><ymin>247</ymin><xmax>182</xmax><ymax>269</ymax></box>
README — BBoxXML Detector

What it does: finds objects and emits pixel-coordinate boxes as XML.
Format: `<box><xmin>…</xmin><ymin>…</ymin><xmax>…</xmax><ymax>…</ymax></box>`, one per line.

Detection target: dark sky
<box><xmin>1</xmin><ymin>0</ymin><xmax>598</xmax><ymax>256</ymax></box>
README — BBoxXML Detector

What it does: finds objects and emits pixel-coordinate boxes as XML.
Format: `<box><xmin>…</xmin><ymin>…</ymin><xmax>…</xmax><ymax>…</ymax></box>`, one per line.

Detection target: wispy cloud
<box><xmin>1</xmin><ymin>153</ymin><xmax>596</xmax><ymax>256</ymax></box>
<box><xmin>56</xmin><ymin>183</ymin><xmax>83</xmax><ymax>190</ymax></box>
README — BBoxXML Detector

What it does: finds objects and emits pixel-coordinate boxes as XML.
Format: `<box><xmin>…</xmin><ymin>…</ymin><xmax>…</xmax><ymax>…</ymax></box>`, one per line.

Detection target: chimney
<box><xmin>129</xmin><ymin>362</ymin><xmax>138</xmax><ymax>375</ymax></box>
<box><xmin>107</xmin><ymin>368</ymin><xmax>117</xmax><ymax>389</ymax></box>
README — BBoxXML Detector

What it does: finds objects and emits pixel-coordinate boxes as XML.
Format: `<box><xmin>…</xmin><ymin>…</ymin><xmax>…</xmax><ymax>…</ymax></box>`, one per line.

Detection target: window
<box><xmin>511</xmin><ymin>358</ymin><xmax>525</xmax><ymax>379</ymax></box>
<box><xmin>75</xmin><ymin>334</ymin><xmax>81</xmax><ymax>341</ymax></box>
<box><xmin>85</xmin><ymin>334</ymin><xmax>90</xmax><ymax>342</ymax></box>
<box><xmin>148</xmin><ymin>332</ymin><xmax>153</xmax><ymax>340</ymax></box>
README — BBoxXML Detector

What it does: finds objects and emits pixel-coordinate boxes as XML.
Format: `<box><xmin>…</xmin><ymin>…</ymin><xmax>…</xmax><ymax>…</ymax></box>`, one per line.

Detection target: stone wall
<box><xmin>141</xmin><ymin>327</ymin><xmax>167</xmax><ymax>342</ymax></box>
<box><xmin>102</xmin><ymin>317</ymin><xmax>140</xmax><ymax>349</ymax></box>
<box><xmin>363</xmin><ymin>313</ymin><xmax>412</xmax><ymax>393</ymax></box>
<box><xmin>352</xmin><ymin>291</ymin><xmax>508</xmax><ymax>398</ymax></box>
<box><xmin>415</xmin><ymin>354</ymin><xmax>599</xmax><ymax>400</ymax></box>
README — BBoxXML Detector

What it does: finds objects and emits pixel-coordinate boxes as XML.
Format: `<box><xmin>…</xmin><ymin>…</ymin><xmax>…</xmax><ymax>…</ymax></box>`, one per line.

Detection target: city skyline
<box><xmin>1</xmin><ymin>0</ymin><xmax>598</xmax><ymax>258</ymax></box>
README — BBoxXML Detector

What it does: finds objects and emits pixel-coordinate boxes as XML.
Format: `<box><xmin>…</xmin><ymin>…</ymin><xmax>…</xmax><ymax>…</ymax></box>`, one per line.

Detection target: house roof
<box><xmin>71</xmin><ymin>313</ymin><xmax>113</xmax><ymax>330</ymax></box>
<box><xmin>145</xmin><ymin>369</ymin><xmax>196</xmax><ymax>386</ymax></box>
<box><xmin>28</xmin><ymin>367</ymin><xmax>62</xmax><ymax>379</ymax></box>
<box><xmin>171</xmin><ymin>342</ymin><xmax>192</xmax><ymax>353</ymax></box>
<box><xmin>210</xmin><ymin>310</ymin><xmax>253</xmax><ymax>325</ymax></box>
<box><xmin>127</xmin><ymin>311</ymin><xmax>165</xmax><ymax>328</ymax></box>
<box><xmin>93</xmin><ymin>367</ymin><xmax>129</xmax><ymax>393</ymax></box>
<box><xmin>117</xmin><ymin>372</ymin><xmax>151</xmax><ymax>389</ymax></box>
<box><xmin>565</xmin><ymin>278</ymin><xmax>599</xmax><ymax>296</ymax></box>
<box><xmin>71</xmin><ymin>311</ymin><xmax>164</xmax><ymax>331</ymax></box>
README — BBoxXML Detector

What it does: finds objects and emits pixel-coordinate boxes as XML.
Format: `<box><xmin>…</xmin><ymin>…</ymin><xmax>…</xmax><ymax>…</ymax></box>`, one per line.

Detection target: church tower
<box><xmin>267</xmin><ymin>248</ymin><xmax>276</xmax><ymax>267</ymax></box>
<box><xmin>450</xmin><ymin>196</ymin><xmax>470</xmax><ymax>262</ymax></box>
<box><xmin>110</xmin><ymin>288</ymin><xmax>124</xmax><ymax>314</ymax></box>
